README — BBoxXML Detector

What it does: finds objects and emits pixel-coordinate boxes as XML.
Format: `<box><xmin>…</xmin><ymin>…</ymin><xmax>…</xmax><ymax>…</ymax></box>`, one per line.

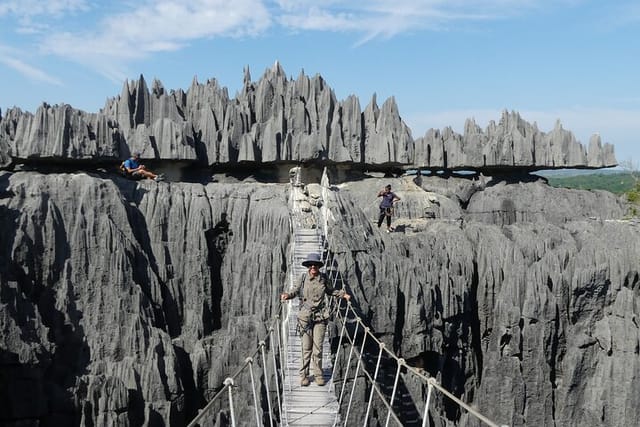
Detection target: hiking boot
<box><xmin>300</xmin><ymin>377</ymin><xmax>310</xmax><ymax>387</ymax></box>
<box><xmin>315</xmin><ymin>376</ymin><xmax>325</xmax><ymax>386</ymax></box>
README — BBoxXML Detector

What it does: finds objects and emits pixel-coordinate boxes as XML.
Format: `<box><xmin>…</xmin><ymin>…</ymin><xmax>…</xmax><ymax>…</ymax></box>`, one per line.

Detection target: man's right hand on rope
<box><xmin>280</xmin><ymin>293</ymin><xmax>289</xmax><ymax>301</ymax></box>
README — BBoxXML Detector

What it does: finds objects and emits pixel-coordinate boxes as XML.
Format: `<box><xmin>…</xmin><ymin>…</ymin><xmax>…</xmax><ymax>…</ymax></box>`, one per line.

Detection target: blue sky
<box><xmin>1</xmin><ymin>0</ymin><xmax>638</xmax><ymax>166</ymax></box>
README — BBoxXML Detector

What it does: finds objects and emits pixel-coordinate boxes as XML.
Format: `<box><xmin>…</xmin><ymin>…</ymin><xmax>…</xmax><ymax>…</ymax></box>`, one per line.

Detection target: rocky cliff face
<box><xmin>0</xmin><ymin>171</ymin><xmax>290</xmax><ymax>425</ymax></box>
<box><xmin>1</xmin><ymin>166</ymin><xmax>637</xmax><ymax>426</ymax></box>
<box><xmin>322</xmin><ymin>173</ymin><xmax>639</xmax><ymax>427</ymax></box>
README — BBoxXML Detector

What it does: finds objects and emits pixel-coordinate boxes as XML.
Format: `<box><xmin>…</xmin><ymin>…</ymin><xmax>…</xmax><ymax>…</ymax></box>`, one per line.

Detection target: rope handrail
<box><xmin>319</xmin><ymin>178</ymin><xmax>507</xmax><ymax>427</ymax></box>
<box><xmin>331</xmin><ymin>302</ymin><xmax>404</xmax><ymax>426</ymax></box>
<box><xmin>330</xmin><ymin>298</ymin><xmax>505</xmax><ymax>427</ymax></box>
<box><xmin>186</xmin><ymin>171</ymin><xmax>508</xmax><ymax>426</ymax></box>
<box><xmin>186</xmin><ymin>305</ymin><xmax>284</xmax><ymax>427</ymax></box>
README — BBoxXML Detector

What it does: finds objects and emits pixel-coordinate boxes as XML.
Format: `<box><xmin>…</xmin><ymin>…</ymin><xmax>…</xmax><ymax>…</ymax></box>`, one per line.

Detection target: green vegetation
<box><xmin>626</xmin><ymin>180</ymin><xmax>640</xmax><ymax>217</ymax></box>
<box><xmin>545</xmin><ymin>170</ymin><xmax>640</xmax><ymax>217</ymax></box>
<box><xmin>546</xmin><ymin>172</ymin><xmax>635</xmax><ymax>195</ymax></box>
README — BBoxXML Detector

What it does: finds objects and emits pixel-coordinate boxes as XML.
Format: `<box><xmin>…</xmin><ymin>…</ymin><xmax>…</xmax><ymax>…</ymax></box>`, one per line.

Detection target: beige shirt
<box><xmin>289</xmin><ymin>273</ymin><xmax>343</xmax><ymax>319</ymax></box>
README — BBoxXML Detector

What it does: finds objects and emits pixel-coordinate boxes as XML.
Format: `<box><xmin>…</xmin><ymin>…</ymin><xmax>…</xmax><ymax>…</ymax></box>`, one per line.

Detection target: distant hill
<box><xmin>542</xmin><ymin>171</ymin><xmax>636</xmax><ymax>194</ymax></box>
<box><xmin>536</xmin><ymin>168</ymin><xmax>622</xmax><ymax>178</ymax></box>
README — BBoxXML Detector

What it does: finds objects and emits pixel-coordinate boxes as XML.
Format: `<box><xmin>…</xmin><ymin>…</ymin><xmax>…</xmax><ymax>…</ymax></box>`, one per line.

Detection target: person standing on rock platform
<box><xmin>377</xmin><ymin>184</ymin><xmax>400</xmax><ymax>232</ymax></box>
<box><xmin>280</xmin><ymin>253</ymin><xmax>351</xmax><ymax>387</ymax></box>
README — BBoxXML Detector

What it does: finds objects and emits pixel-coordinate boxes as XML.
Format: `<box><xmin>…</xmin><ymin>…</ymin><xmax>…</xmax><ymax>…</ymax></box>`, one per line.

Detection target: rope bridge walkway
<box><xmin>187</xmin><ymin>173</ymin><xmax>508</xmax><ymax>427</ymax></box>
<box><xmin>280</xmin><ymin>226</ymin><xmax>341</xmax><ymax>426</ymax></box>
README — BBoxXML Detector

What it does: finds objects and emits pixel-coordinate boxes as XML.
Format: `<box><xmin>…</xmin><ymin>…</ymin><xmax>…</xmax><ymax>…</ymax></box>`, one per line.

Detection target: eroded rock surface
<box><xmin>323</xmin><ymin>173</ymin><xmax>638</xmax><ymax>427</ymax></box>
<box><xmin>1</xmin><ymin>167</ymin><xmax>638</xmax><ymax>426</ymax></box>
<box><xmin>0</xmin><ymin>64</ymin><xmax>616</xmax><ymax>170</ymax></box>
<box><xmin>0</xmin><ymin>171</ymin><xmax>289</xmax><ymax>425</ymax></box>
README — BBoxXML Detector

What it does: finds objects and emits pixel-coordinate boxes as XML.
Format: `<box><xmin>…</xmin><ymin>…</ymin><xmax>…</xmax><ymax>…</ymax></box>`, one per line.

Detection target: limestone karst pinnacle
<box><xmin>0</xmin><ymin>66</ymin><xmax>616</xmax><ymax>170</ymax></box>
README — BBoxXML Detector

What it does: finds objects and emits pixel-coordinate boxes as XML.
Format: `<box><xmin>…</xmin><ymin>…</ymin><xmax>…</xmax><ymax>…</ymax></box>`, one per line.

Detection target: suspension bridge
<box><xmin>187</xmin><ymin>169</ymin><xmax>508</xmax><ymax>427</ymax></box>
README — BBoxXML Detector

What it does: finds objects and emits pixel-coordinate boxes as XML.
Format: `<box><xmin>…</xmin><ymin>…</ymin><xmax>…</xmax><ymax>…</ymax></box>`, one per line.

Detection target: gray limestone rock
<box><xmin>414</xmin><ymin>111</ymin><xmax>617</xmax><ymax>170</ymax></box>
<box><xmin>0</xmin><ymin>69</ymin><xmax>617</xmax><ymax>170</ymax></box>
<box><xmin>320</xmin><ymin>174</ymin><xmax>639</xmax><ymax>427</ymax></box>
<box><xmin>1</xmin><ymin>167</ymin><xmax>639</xmax><ymax>426</ymax></box>
<box><xmin>0</xmin><ymin>135</ymin><xmax>9</xmax><ymax>168</ymax></box>
<box><xmin>4</xmin><ymin>104</ymin><xmax>120</xmax><ymax>160</ymax></box>
<box><xmin>0</xmin><ymin>171</ymin><xmax>289</xmax><ymax>425</ymax></box>
<box><xmin>464</xmin><ymin>178</ymin><xmax>627</xmax><ymax>226</ymax></box>
<box><xmin>363</xmin><ymin>94</ymin><xmax>414</xmax><ymax>165</ymax></box>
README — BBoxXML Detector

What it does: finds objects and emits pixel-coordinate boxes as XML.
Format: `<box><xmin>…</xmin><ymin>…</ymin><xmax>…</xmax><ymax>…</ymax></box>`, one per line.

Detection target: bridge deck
<box><xmin>282</xmin><ymin>185</ymin><xmax>340</xmax><ymax>426</ymax></box>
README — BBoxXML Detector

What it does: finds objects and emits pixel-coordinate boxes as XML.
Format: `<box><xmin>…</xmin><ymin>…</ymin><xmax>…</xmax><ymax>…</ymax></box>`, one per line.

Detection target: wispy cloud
<box><xmin>0</xmin><ymin>0</ymin><xmax>89</xmax><ymax>34</ymax></box>
<box><xmin>274</xmin><ymin>0</ymin><xmax>569</xmax><ymax>40</ymax></box>
<box><xmin>0</xmin><ymin>44</ymin><xmax>63</xmax><ymax>85</ymax></box>
<box><xmin>0</xmin><ymin>55</ymin><xmax>63</xmax><ymax>86</ymax></box>
<box><xmin>36</xmin><ymin>0</ymin><xmax>271</xmax><ymax>81</ymax></box>
<box><xmin>0</xmin><ymin>0</ymin><xmax>88</xmax><ymax>17</ymax></box>
<box><xmin>2</xmin><ymin>0</ymin><xmax>585</xmax><ymax>83</ymax></box>
<box><xmin>1</xmin><ymin>0</ymin><xmax>627</xmax><ymax>98</ymax></box>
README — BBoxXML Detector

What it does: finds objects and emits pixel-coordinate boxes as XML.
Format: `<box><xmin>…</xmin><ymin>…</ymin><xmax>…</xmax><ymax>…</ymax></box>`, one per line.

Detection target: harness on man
<box><xmin>297</xmin><ymin>313</ymin><xmax>328</xmax><ymax>337</ymax></box>
<box><xmin>384</xmin><ymin>207</ymin><xmax>394</xmax><ymax>217</ymax></box>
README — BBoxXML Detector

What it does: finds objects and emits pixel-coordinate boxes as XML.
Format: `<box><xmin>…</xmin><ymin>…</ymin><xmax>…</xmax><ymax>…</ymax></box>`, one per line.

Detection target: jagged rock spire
<box><xmin>243</xmin><ymin>65</ymin><xmax>251</xmax><ymax>86</ymax></box>
<box><xmin>0</xmin><ymin>65</ymin><xmax>617</xmax><ymax>169</ymax></box>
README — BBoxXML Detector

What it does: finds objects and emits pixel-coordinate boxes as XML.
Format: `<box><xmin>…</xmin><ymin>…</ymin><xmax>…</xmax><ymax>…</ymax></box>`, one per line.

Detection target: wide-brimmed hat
<box><xmin>302</xmin><ymin>253</ymin><xmax>324</xmax><ymax>268</ymax></box>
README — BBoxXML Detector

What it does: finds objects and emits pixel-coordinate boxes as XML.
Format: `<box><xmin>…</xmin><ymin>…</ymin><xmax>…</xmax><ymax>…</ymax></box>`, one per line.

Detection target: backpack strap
<box><xmin>298</xmin><ymin>272</ymin><xmax>306</xmax><ymax>302</ymax></box>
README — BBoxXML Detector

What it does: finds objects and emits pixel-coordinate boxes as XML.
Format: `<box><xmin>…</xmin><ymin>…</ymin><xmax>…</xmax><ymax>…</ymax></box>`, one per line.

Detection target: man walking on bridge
<box><xmin>281</xmin><ymin>253</ymin><xmax>351</xmax><ymax>386</ymax></box>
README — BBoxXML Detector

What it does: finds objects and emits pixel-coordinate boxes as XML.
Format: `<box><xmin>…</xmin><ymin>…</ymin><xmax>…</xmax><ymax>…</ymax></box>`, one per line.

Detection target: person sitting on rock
<box><xmin>122</xmin><ymin>153</ymin><xmax>163</xmax><ymax>181</ymax></box>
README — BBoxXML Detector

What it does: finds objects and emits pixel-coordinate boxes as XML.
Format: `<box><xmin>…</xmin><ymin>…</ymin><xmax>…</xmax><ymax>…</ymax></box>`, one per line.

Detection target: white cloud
<box><xmin>274</xmin><ymin>0</ymin><xmax>567</xmax><ymax>38</ymax></box>
<box><xmin>0</xmin><ymin>54</ymin><xmax>63</xmax><ymax>85</ymax></box>
<box><xmin>278</xmin><ymin>6</ymin><xmax>364</xmax><ymax>32</ymax></box>
<box><xmin>0</xmin><ymin>0</ymin><xmax>88</xmax><ymax>17</ymax></box>
<box><xmin>97</xmin><ymin>0</ymin><xmax>270</xmax><ymax>43</ymax></box>
<box><xmin>35</xmin><ymin>0</ymin><xmax>271</xmax><ymax>81</ymax></box>
<box><xmin>4</xmin><ymin>0</ymin><xmax>584</xmax><ymax>82</ymax></box>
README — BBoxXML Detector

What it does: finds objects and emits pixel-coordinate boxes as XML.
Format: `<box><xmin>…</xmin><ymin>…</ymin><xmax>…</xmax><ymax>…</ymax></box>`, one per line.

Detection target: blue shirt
<box><xmin>123</xmin><ymin>158</ymin><xmax>140</xmax><ymax>170</ymax></box>
<box><xmin>379</xmin><ymin>191</ymin><xmax>397</xmax><ymax>208</ymax></box>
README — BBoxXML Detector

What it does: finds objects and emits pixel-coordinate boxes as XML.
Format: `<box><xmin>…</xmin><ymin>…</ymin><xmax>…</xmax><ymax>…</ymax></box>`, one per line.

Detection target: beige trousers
<box><xmin>299</xmin><ymin>318</ymin><xmax>326</xmax><ymax>379</ymax></box>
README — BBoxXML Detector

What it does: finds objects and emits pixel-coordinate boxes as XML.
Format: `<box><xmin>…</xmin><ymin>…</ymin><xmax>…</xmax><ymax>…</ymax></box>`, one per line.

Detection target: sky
<box><xmin>1</xmin><ymin>0</ymin><xmax>638</xmax><ymax>166</ymax></box>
